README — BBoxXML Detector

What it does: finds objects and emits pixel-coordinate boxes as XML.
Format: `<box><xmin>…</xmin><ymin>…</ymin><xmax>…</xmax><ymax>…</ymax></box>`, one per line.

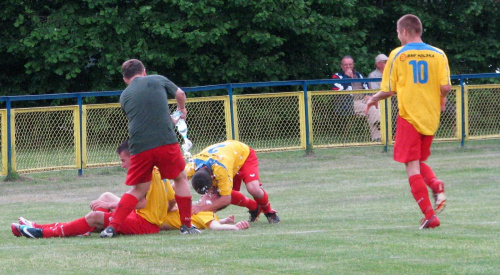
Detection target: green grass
<box><xmin>1</xmin><ymin>140</ymin><xmax>499</xmax><ymax>274</ymax></box>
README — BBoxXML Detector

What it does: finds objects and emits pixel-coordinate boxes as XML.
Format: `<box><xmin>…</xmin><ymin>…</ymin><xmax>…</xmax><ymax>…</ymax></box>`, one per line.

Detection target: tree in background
<box><xmin>0</xmin><ymin>0</ymin><xmax>498</xmax><ymax>97</ymax></box>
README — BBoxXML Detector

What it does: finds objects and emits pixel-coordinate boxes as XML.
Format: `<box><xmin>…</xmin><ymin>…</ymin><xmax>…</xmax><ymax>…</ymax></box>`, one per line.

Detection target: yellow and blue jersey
<box><xmin>185</xmin><ymin>140</ymin><xmax>250</xmax><ymax>196</ymax></box>
<box><xmin>381</xmin><ymin>42</ymin><xmax>451</xmax><ymax>135</ymax></box>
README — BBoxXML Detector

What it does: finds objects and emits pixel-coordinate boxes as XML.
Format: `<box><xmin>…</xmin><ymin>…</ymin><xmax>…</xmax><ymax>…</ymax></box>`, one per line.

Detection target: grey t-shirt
<box><xmin>120</xmin><ymin>75</ymin><xmax>179</xmax><ymax>155</ymax></box>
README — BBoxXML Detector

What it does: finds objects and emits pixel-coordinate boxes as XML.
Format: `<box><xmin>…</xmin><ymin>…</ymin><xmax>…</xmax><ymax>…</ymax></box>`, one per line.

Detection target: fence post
<box><xmin>303</xmin><ymin>82</ymin><xmax>313</xmax><ymax>155</ymax></box>
<box><xmin>228</xmin><ymin>84</ymin><xmax>235</xmax><ymax>140</ymax></box>
<box><xmin>5</xmin><ymin>98</ymin><xmax>18</xmax><ymax>180</ymax></box>
<box><xmin>78</xmin><ymin>94</ymin><xmax>83</xmax><ymax>176</ymax></box>
<box><xmin>459</xmin><ymin>75</ymin><xmax>466</xmax><ymax>147</ymax></box>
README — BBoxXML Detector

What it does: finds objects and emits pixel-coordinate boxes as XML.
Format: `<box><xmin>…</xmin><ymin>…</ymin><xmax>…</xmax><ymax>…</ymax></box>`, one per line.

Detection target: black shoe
<box><xmin>12</xmin><ymin>223</ymin><xmax>43</xmax><ymax>238</ymax></box>
<box><xmin>248</xmin><ymin>206</ymin><xmax>262</xmax><ymax>222</ymax></box>
<box><xmin>264</xmin><ymin>212</ymin><xmax>281</xmax><ymax>224</ymax></box>
<box><xmin>100</xmin><ymin>226</ymin><xmax>116</xmax><ymax>238</ymax></box>
<box><xmin>180</xmin><ymin>225</ymin><xmax>202</xmax><ymax>234</ymax></box>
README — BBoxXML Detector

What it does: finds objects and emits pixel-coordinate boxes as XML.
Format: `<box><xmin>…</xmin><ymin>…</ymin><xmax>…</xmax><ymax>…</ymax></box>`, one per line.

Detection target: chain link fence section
<box><xmin>466</xmin><ymin>84</ymin><xmax>500</xmax><ymax>139</ymax></box>
<box><xmin>12</xmin><ymin>107</ymin><xmax>77</xmax><ymax>173</ymax></box>
<box><xmin>310</xmin><ymin>90</ymin><xmax>377</xmax><ymax>147</ymax></box>
<box><xmin>234</xmin><ymin>92</ymin><xmax>304</xmax><ymax>151</ymax></box>
<box><xmin>1</xmin><ymin>83</ymin><xmax>499</xmax><ymax>175</ymax></box>
<box><xmin>168</xmin><ymin>96</ymin><xmax>230</xmax><ymax>154</ymax></box>
<box><xmin>84</xmin><ymin>104</ymin><xmax>128</xmax><ymax>167</ymax></box>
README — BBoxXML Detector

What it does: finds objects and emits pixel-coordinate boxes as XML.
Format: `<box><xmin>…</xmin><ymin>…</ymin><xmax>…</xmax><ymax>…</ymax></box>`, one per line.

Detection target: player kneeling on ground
<box><xmin>186</xmin><ymin>140</ymin><xmax>280</xmax><ymax>224</ymax></box>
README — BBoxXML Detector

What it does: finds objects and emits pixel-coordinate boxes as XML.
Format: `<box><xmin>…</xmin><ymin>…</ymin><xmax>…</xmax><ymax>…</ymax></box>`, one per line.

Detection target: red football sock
<box><xmin>42</xmin><ymin>217</ymin><xmax>92</xmax><ymax>238</ymax></box>
<box><xmin>420</xmin><ymin>162</ymin><xmax>436</xmax><ymax>187</ymax></box>
<box><xmin>175</xmin><ymin>195</ymin><xmax>192</xmax><ymax>227</ymax></box>
<box><xmin>420</xmin><ymin>162</ymin><xmax>444</xmax><ymax>193</ymax></box>
<box><xmin>409</xmin><ymin>174</ymin><xmax>435</xmax><ymax>219</ymax></box>
<box><xmin>231</xmin><ymin>190</ymin><xmax>258</xmax><ymax>211</ymax></box>
<box><xmin>36</xmin><ymin>222</ymin><xmax>59</xmax><ymax>229</ymax></box>
<box><xmin>109</xmin><ymin>193</ymin><xmax>138</xmax><ymax>230</ymax></box>
<box><xmin>254</xmin><ymin>190</ymin><xmax>272</xmax><ymax>214</ymax></box>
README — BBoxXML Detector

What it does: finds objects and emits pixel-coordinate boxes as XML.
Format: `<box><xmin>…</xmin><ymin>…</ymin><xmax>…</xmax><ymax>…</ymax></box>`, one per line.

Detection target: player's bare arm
<box><xmin>365</xmin><ymin>91</ymin><xmax>394</xmax><ymax>114</ymax></box>
<box><xmin>441</xmin><ymin>84</ymin><xmax>451</xmax><ymax>97</ymax></box>
<box><xmin>440</xmin><ymin>85</ymin><xmax>451</xmax><ymax>112</ymax></box>
<box><xmin>175</xmin><ymin>88</ymin><xmax>187</xmax><ymax>119</ymax></box>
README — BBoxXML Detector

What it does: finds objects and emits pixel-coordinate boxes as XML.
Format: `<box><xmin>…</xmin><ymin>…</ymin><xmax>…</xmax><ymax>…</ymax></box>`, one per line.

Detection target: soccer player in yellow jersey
<box><xmin>185</xmin><ymin>140</ymin><xmax>280</xmax><ymax>224</ymax></box>
<box><xmin>365</xmin><ymin>14</ymin><xmax>451</xmax><ymax>229</ymax></box>
<box><xmin>12</xmin><ymin>141</ymin><xmax>248</xmax><ymax>238</ymax></box>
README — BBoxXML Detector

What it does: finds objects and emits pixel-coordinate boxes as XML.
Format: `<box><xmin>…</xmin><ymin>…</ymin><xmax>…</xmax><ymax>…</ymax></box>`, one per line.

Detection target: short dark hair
<box><xmin>398</xmin><ymin>14</ymin><xmax>422</xmax><ymax>35</ymax></box>
<box><xmin>121</xmin><ymin>59</ymin><xmax>145</xmax><ymax>79</ymax></box>
<box><xmin>191</xmin><ymin>167</ymin><xmax>213</xmax><ymax>195</ymax></box>
<box><xmin>116</xmin><ymin>139</ymin><xmax>130</xmax><ymax>155</ymax></box>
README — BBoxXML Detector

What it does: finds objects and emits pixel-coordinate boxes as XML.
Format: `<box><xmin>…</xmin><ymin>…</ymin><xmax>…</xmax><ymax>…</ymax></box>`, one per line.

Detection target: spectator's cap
<box><xmin>375</xmin><ymin>54</ymin><xmax>388</xmax><ymax>63</ymax></box>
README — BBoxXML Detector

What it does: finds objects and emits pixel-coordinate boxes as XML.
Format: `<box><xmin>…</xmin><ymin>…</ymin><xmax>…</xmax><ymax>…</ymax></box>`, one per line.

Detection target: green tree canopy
<box><xmin>1</xmin><ymin>0</ymin><xmax>498</xmax><ymax>96</ymax></box>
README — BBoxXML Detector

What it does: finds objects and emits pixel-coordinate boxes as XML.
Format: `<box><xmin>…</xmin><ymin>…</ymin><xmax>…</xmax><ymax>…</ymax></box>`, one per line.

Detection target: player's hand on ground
<box><xmin>226</xmin><ymin>215</ymin><xmax>235</xmax><ymax>224</ymax></box>
<box><xmin>235</xmin><ymin>221</ymin><xmax>250</xmax><ymax>230</ymax></box>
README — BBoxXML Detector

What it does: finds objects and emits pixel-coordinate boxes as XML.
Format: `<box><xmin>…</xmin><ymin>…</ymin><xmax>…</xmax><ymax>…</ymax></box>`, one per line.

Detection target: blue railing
<box><xmin>1</xmin><ymin>73</ymin><xmax>499</xmax><ymax>176</ymax></box>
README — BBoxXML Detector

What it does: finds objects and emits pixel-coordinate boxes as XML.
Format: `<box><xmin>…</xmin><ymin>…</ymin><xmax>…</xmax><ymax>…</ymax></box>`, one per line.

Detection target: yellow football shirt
<box><xmin>185</xmin><ymin>140</ymin><xmax>250</xmax><ymax>196</ymax></box>
<box><xmin>381</xmin><ymin>42</ymin><xmax>451</xmax><ymax>135</ymax></box>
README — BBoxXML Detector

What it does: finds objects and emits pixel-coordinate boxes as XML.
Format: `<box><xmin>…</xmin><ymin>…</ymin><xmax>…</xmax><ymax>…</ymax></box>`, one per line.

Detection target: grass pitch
<box><xmin>1</xmin><ymin>140</ymin><xmax>499</xmax><ymax>274</ymax></box>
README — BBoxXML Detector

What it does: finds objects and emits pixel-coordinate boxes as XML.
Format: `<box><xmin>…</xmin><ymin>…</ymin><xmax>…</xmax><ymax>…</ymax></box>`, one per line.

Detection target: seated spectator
<box><xmin>332</xmin><ymin>55</ymin><xmax>381</xmax><ymax>141</ymax></box>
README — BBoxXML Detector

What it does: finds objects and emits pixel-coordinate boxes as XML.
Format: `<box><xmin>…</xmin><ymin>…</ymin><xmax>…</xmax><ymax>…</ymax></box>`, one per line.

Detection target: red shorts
<box><xmin>104</xmin><ymin>212</ymin><xmax>160</xmax><ymax>235</ymax></box>
<box><xmin>125</xmin><ymin>144</ymin><xmax>185</xmax><ymax>186</ymax></box>
<box><xmin>232</xmin><ymin>148</ymin><xmax>261</xmax><ymax>191</ymax></box>
<box><xmin>394</xmin><ymin>115</ymin><xmax>434</xmax><ymax>163</ymax></box>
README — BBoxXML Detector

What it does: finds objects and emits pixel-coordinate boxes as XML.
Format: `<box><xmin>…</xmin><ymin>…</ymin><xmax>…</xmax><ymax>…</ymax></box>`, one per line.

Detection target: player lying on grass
<box><xmin>12</xmin><ymin>191</ymin><xmax>248</xmax><ymax>238</ymax></box>
<box><xmin>186</xmin><ymin>140</ymin><xmax>280</xmax><ymax>224</ymax></box>
<box><xmin>11</xmin><ymin>140</ymin><xmax>248</xmax><ymax>238</ymax></box>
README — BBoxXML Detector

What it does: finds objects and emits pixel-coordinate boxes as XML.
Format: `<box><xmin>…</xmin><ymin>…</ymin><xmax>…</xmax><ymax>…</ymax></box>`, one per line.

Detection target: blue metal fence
<box><xmin>1</xmin><ymin>73</ymin><xmax>499</xmax><ymax>177</ymax></box>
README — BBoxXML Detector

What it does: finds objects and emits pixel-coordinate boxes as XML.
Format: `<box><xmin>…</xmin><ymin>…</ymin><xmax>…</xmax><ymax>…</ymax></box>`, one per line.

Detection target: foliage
<box><xmin>0</xmin><ymin>0</ymin><xmax>498</xmax><ymax>97</ymax></box>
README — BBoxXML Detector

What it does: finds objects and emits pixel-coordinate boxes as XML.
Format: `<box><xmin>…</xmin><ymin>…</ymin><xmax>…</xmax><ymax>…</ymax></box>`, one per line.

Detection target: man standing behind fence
<box><xmin>100</xmin><ymin>59</ymin><xmax>201</xmax><ymax>237</ymax></box>
<box><xmin>365</xmin><ymin>14</ymin><xmax>450</xmax><ymax>229</ymax></box>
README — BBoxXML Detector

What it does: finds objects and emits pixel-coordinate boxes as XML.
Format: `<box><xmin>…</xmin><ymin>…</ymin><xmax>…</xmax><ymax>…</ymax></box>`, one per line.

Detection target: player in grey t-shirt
<box><xmin>101</xmin><ymin>59</ymin><xmax>201</xmax><ymax>238</ymax></box>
